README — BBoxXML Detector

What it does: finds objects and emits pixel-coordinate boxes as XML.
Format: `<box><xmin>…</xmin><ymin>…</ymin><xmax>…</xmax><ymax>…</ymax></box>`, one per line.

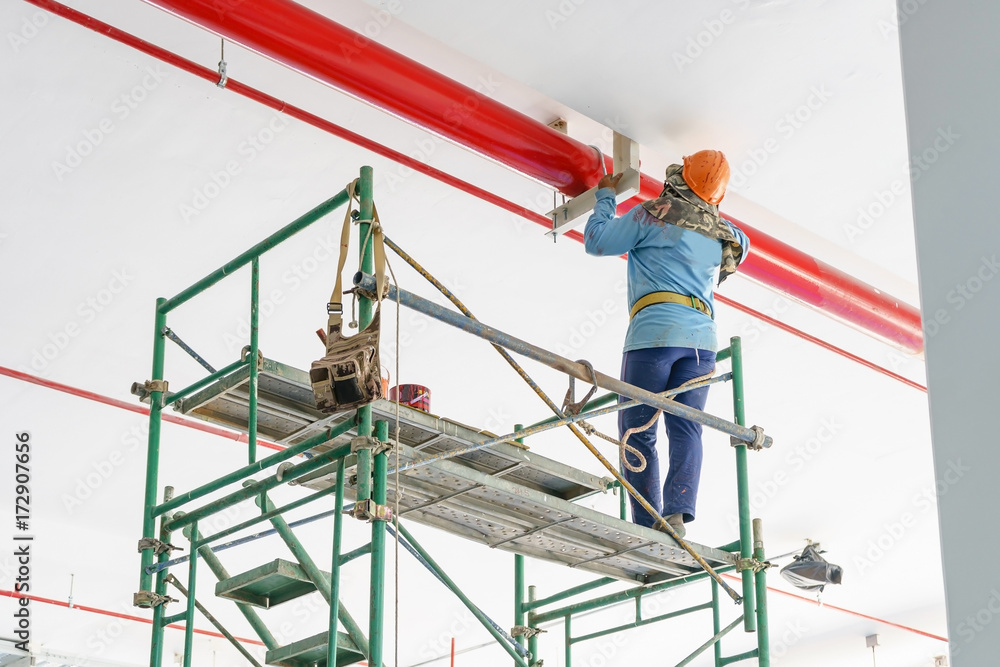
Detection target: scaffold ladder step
<box><xmin>265</xmin><ymin>631</ymin><xmax>364</xmax><ymax>667</ymax></box>
<box><xmin>216</xmin><ymin>558</ymin><xmax>326</xmax><ymax>609</ymax></box>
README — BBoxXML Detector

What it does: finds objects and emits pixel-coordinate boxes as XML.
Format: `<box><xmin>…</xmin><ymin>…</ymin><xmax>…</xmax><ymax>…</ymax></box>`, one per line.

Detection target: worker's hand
<box><xmin>597</xmin><ymin>172</ymin><xmax>623</xmax><ymax>190</ymax></box>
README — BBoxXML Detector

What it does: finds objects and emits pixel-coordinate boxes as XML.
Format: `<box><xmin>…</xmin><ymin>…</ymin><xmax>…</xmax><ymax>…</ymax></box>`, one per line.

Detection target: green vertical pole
<box><xmin>248</xmin><ymin>257</ymin><xmax>260</xmax><ymax>464</ymax></box>
<box><xmin>327</xmin><ymin>461</ymin><xmax>346</xmax><ymax>666</ymax></box>
<box><xmin>182</xmin><ymin>520</ymin><xmax>198</xmax><ymax>667</ymax></box>
<box><xmin>712</xmin><ymin>579</ymin><xmax>722</xmax><ymax>666</ymax></box>
<box><xmin>144</xmin><ymin>300</ymin><xmax>168</xmax><ymax>667</ymax></box>
<box><xmin>564</xmin><ymin>614</ymin><xmax>572</xmax><ymax>667</ymax></box>
<box><xmin>370</xmin><ymin>419</ymin><xmax>389</xmax><ymax>667</ymax></box>
<box><xmin>730</xmin><ymin>336</ymin><xmax>757</xmax><ymax>632</ymax></box>
<box><xmin>356</xmin><ymin>165</ymin><xmax>375</xmax><ymax>502</ymax></box>
<box><xmin>527</xmin><ymin>586</ymin><xmax>539</xmax><ymax>666</ymax></box>
<box><xmin>753</xmin><ymin>519</ymin><xmax>771</xmax><ymax>666</ymax></box>
<box><xmin>141</xmin><ymin>299</ymin><xmax>168</xmax><ymax>594</ymax></box>
<box><xmin>514</xmin><ymin>423</ymin><xmax>527</xmax><ymax>666</ymax></box>
<box><xmin>514</xmin><ymin>553</ymin><xmax>525</xmax><ymax>665</ymax></box>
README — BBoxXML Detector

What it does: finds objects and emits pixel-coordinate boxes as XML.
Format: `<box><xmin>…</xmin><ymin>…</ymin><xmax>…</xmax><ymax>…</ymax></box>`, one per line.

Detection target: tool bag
<box><xmin>309</xmin><ymin>181</ymin><xmax>388</xmax><ymax>414</ymax></box>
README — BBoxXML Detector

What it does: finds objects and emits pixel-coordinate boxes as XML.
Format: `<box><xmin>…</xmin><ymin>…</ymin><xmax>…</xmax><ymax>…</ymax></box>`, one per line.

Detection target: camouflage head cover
<box><xmin>641</xmin><ymin>164</ymin><xmax>745</xmax><ymax>284</ymax></box>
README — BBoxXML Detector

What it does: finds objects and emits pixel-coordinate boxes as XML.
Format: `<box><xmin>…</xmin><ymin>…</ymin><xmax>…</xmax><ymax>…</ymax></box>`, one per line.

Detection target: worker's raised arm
<box><xmin>721</xmin><ymin>218</ymin><xmax>751</xmax><ymax>263</ymax></box>
<box><xmin>584</xmin><ymin>173</ymin><xmax>644</xmax><ymax>257</ymax></box>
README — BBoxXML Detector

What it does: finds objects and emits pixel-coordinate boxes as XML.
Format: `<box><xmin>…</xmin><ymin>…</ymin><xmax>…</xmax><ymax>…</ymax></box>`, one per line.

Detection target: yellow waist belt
<box><xmin>629</xmin><ymin>291</ymin><xmax>712</xmax><ymax>320</ymax></box>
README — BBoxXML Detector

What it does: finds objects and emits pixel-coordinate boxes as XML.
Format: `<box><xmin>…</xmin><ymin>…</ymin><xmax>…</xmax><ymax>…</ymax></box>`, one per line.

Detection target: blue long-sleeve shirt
<box><xmin>584</xmin><ymin>187</ymin><xmax>749</xmax><ymax>352</ymax></box>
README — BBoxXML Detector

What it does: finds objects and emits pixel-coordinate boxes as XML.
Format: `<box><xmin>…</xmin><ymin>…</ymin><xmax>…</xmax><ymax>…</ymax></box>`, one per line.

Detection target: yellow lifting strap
<box><xmin>629</xmin><ymin>290</ymin><xmax>712</xmax><ymax>320</ymax></box>
<box><xmin>327</xmin><ymin>178</ymin><xmax>387</xmax><ymax>332</ymax></box>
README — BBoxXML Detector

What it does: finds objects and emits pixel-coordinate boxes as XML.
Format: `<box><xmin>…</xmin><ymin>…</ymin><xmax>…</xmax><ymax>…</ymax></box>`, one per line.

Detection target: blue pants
<box><xmin>618</xmin><ymin>347</ymin><xmax>716</xmax><ymax>528</ymax></box>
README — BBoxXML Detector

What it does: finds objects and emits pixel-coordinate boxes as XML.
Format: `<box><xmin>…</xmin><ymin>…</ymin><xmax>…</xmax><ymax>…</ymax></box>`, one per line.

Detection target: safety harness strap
<box><xmin>629</xmin><ymin>290</ymin><xmax>712</xmax><ymax>320</ymax></box>
<box><xmin>327</xmin><ymin>179</ymin><xmax>386</xmax><ymax>332</ymax></box>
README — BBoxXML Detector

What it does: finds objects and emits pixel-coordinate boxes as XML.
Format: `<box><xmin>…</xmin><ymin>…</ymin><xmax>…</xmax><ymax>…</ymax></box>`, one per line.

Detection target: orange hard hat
<box><xmin>682</xmin><ymin>150</ymin><xmax>730</xmax><ymax>205</ymax></box>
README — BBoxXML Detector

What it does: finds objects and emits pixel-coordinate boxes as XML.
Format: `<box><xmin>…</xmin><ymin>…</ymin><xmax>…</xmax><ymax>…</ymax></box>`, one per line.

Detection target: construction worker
<box><xmin>584</xmin><ymin>150</ymin><xmax>749</xmax><ymax>538</ymax></box>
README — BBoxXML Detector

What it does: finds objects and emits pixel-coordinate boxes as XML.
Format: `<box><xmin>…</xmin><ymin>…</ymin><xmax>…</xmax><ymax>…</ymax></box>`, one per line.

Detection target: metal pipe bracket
<box><xmin>734</xmin><ymin>557</ymin><xmax>772</xmax><ymax>574</ymax></box>
<box><xmin>138</xmin><ymin>537</ymin><xmax>182</xmax><ymax>556</ymax></box>
<box><xmin>730</xmin><ymin>425</ymin><xmax>768</xmax><ymax>451</ymax></box>
<box><xmin>240</xmin><ymin>345</ymin><xmax>264</xmax><ymax>369</ymax></box>
<box><xmin>511</xmin><ymin>625</ymin><xmax>546</xmax><ymax>639</ymax></box>
<box><xmin>351</xmin><ymin>498</ymin><xmax>393</xmax><ymax>523</ymax></box>
<box><xmin>133</xmin><ymin>590</ymin><xmax>177</xmax><ymax>608</ymax></box>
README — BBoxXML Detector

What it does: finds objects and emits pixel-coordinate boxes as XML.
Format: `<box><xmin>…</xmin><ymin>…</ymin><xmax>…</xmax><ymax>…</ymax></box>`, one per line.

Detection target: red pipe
<box><xmin>0</xmin><ymin>365</ymin><xmax>285</xmax><ymax>451</ymax></box>
<box><xmin>21</xmin><ymin>1</ymin><xmax>925</xmax><ymax>392</ymax></box>
<box><xmin>0</xmin><ymin>588</ymin><xmax>267</xmax><ymax>646</ymax></box>
<box><xmin>137</xmin><ymin>0</ymin><xmax>923</xmax><ymax>354</ymax></box>
<box><xmin>719</xmin><ymin>575</ymin><xmax>948</xmax><ymax>643</ymax></box>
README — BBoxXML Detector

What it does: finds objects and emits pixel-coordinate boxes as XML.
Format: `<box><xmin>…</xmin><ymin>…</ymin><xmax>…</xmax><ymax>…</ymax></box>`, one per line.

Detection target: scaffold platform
<box><xmin>173</xmin><ymin>357</ymin><xmax>738</xmax><ymax>584</ymax></box>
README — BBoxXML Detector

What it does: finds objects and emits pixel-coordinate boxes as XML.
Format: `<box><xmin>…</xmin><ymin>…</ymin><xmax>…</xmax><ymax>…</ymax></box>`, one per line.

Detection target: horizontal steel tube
<box><xmin>720</xmin><ymin>649</ymin><xmax>760</xmax><ymax>665</ymax></box>
<box><xmin>164</xmin><ymin>358</ymin><xmax>248</xmax><ymax>407</ymax></box>
<box><xmin>160</xmin><ymin>190</ymin><xmax>348</xmax><ymax>313</ymax></box>
<box><xmin>355</xmin><ymin>273</ymin><xmax>770</xmax><ymax>448</ymax></box>
<box><xmin>340</xmin><ymin>542</ymin><xmax>373</xmax><ymax>566</ymax></box>
<box><xmin>531</xmin><ymin>567</ymin><xmax>735</xmax><ymax>625</ymax></box>
<box><xmin>569</xmin><ymin>601</ymin><xmax>713</xmax><ymax>645</ymax></box>
<box><xmin>388</xmin><ymin>373</ymin><xmax>730</xmax><ymax>477</ymax></box>
<box><xmin>155</xmin><ymin>418</ymin><xmax>356</xmax><ymax>517</ymax></box>
<box><xmin>161</xmin><ymin>612</ymin><xmax>187</xmax><ymax>626</ymax></box>
<box><xmin>523</xmin><ymin>577</ymin><xmax>618</xmax><ymax>612</ymax></box>
<box><xmin>163</xmin><ymin>442</ymin><xmax>351</xmax><ymax>532</ymax></box>
<box><xmin>193</xmin><ymin>483</ymin><xmax>342</xmax><ymax>549</ymax></box>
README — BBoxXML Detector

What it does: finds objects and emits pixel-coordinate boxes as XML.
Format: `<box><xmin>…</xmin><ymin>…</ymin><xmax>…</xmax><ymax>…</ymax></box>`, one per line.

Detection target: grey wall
<box><xmin>898</xmin><ymin>1</ymin><xmax>1000</xmax><ymax>663</ymax></box>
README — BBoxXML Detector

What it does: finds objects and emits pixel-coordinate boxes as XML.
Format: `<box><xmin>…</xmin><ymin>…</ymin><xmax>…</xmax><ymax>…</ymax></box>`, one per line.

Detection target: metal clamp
<box><xmin>144</xmin><ymin>379</ymin><xmax>169</xmax><ymax>395</ymax></box>
<box><xmin>351</xmin><ymin>499</ymin><xmax>393</xmax><ymax>523</ymax></box>
<box><xmin>735</xmin><ymin>557</ymin><xmax>771</xmax><ymax>574</ymax></box>
<box><xmin>240</xmin><ymin>345</ymin><xmax>264</xmax><ymax>369</ymax></box>
<box><xmin>562</xmin><ymin>359</ymin><xmax>599</xmax><ymax>416</ymax></box>
<box><xmin>351</xmin><ymin>435</ymin><xmax>379</xmax><ymax>453</ymax></box>
<box><xmin>137</xmin><ymin>537</ymin><xmax>182</xmax><ymax>556</ymax></box>
<box><xmin>217</xmin><ymin>59</ymin><xmax>228</xmax><ymax>88</ymax></box>
<box><xmin>133</xmin><ymin>590</ymin><xmax>177</xmax><ymax>608</ymax></box>
<box><xmin>730</xmin><ymin>425</ymin><xmax>767</xmax><ymax>451</ymax></box>
<box><xmin>275</xmin><ymin>462</ymin><xmax>295</xmax><ymax>483</ymax></box>
<box><xmin>351</xmin><ymin>435</ymin><xmax>395</xmax><ymax>456</ymax></box>
<box><xmin>511</xmin><ymin>625</ymin><xmax>546</xmax><ymax>639</ymax></box>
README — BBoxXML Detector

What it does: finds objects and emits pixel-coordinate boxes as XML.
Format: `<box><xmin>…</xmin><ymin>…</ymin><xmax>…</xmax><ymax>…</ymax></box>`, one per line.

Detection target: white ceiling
<box><xmin>0</xmin><ymin>1</ymin><xmax>945</xmax><ymax>666</ymax></box>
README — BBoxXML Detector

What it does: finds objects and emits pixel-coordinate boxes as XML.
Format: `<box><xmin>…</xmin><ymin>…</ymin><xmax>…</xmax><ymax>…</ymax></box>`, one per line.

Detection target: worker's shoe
<box><xmin>656</xmin><ymin>513</ymin><xmax>686</xmax><ymax>539</ymax></box>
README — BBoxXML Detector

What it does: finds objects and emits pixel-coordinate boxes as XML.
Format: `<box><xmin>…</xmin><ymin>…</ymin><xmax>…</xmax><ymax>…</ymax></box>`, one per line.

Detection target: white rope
<box><xmin>581</xmin><ymin>368</ymin><xmax>717</xmax><ymax>474</ymax></box>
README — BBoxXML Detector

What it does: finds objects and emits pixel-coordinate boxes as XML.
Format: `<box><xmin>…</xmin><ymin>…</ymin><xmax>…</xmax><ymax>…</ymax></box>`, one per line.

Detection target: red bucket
<box><xmin>389</xmin><ymin>384</ymin><xmax>431</xmax><ymax>412</ymax></box>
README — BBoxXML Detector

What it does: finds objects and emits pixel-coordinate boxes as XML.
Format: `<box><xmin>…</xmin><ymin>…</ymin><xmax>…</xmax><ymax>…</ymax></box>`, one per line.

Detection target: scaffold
<box><xmin>134</xmin><ymin>166</ymin><xmax>773</xmax><ymax>667</ymax></box>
